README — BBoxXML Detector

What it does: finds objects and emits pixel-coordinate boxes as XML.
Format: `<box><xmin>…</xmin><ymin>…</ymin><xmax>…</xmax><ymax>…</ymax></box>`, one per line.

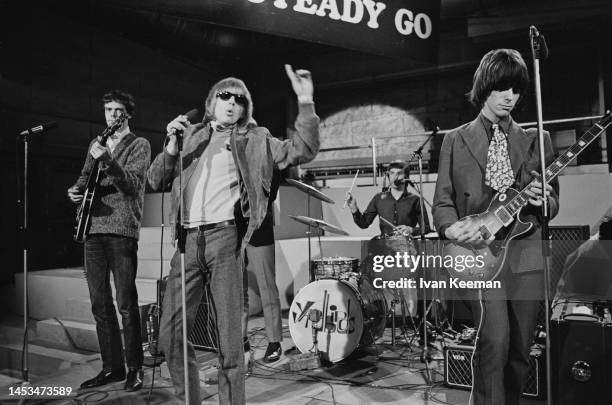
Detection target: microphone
<box><xmin>403</xmin><ymin>178</ymin><xmax>416</xmax><ymax>187</ymax></box>
<box><xmin>530</xmin><ymin>25</ymin><xmax>549</xmax><ymax>60</ymax></box>
<box><xmin>19</xmin><ymin>122</ymin><xmax>57</xmax><ymax>137</ymax></box>
<box><xmin>393</xmin><ymin>178</ymin><xmax>416</xmax><ymax>187</ymax></box>
<box><xmin>308</xmin><ymin>309</ymin><xmax>322</xmax><ymax>323</ymax></box>
<box><xmin>167</xmin><ymin>108</ymin><xmax>199</xmax><ymax>137</ymax></box>
<box><xmin>308</xmin><ymin>309</ymin><xmax>322</xmax><ymax>353</ymax></box>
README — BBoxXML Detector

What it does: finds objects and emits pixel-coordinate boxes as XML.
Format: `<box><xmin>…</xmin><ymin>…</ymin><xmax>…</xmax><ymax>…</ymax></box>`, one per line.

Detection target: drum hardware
<box><xmin>387</xmin><ymin>289</ymin><xmax>419</xmax><ymax>349</ymax></box>
<box><xmin>308</xmin><ymin>309</ymin><xmax>322</xmax><ymax>355</ymax></box>
<box><xmin>286</xmin><ymin>178</ymin><xmax>342</xmax><ymax>282</ymax></box>
<box><xmin>311</xmin><ymin>257</ymin><xmax>359</xmax><ymax>280</ymax></box>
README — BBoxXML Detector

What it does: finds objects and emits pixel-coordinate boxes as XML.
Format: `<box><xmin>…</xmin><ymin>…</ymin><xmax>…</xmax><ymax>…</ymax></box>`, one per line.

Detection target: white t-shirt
<box><xmin>183</xmin><ymin>128</ymin><xmax>239</xmax><ymax>227</ymax></box>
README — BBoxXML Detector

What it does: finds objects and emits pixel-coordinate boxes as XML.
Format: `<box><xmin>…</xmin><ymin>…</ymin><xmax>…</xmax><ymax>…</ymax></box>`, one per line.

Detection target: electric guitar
<box><xmin>74</xmin><ymin>115</ymin><xmax>128</xmax><ymax>242</ymax></box>
<box><xmin>443</xmin><ymin>111</ymin><xmax>612</xmax><ymax>282</ymax></box>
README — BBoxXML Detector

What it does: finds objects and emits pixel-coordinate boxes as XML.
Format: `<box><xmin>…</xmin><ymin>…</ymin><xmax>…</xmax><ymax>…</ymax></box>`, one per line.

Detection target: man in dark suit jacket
<box><xmin>433</xmin><ymin>49</ymin><xmax>559</xmax><ymax>405</ymax></box>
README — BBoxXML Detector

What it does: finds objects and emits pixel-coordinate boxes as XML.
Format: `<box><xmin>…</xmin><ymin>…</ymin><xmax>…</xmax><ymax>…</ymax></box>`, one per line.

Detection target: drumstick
<box><xmin>343</xmin><ymin>170</ymin><xmax>360</xmax><ymax>209</ymax></box>
<box><xmin>379</xmin><ymin>215</ymin><xmax>400</xmax><ymax>232</ymax></box>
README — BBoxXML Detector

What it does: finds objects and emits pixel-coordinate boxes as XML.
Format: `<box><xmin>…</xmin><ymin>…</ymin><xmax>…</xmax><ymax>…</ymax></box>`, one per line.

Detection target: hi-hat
<box><xmin>288</xmin><ymin>215</ymin><xmax>349</xmax><ymax>236</ymax></box>
<box><xmin>286</xmin><ymin>179</ymin><xmax>334</xmax><ymax>204</ymax></box>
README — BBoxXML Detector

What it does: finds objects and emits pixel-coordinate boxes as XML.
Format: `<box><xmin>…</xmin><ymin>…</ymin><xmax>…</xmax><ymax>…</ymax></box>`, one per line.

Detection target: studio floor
<box><xmin>0</xmin><ymin>313</ymin><xmax>547</xmax><ymax>405</ymax></box>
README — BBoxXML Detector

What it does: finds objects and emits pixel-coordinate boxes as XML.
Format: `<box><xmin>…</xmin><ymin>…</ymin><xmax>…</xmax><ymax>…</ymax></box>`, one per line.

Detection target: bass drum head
<box><xmin>289</xmin><ymin>279</ymin><xmax>364</xmax><ymax>363</ymax></box>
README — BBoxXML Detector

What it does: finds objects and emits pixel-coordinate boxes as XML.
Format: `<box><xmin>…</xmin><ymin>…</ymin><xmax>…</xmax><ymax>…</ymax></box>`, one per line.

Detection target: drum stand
<box><xmin>388</xmin><ymin>289</ymin><xmax>419</xmax><ymax>348</ymax></box>
<box><xmin>307</xmin><ymin>193</ymin><xmax>314</xmax><ymax>281</ymax></box>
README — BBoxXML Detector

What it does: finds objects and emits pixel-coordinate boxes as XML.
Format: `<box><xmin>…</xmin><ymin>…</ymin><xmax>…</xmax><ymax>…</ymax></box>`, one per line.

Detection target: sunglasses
<box><xmin>216</xmin><ymin>91</ymin><xmax>248</xmax><ymax>107</ymax></box>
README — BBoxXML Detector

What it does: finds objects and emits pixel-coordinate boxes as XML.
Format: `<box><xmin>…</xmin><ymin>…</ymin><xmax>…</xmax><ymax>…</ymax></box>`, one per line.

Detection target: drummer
<box><xmin>345</xmin><ymin>160</ymin><xmax>430</xmax><ymax>237</ymax></box>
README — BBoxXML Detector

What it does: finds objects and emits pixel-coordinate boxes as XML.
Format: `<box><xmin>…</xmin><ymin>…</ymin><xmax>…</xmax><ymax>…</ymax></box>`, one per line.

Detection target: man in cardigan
<box><xmin>68</xmin><ymin>90</ymin><xmax>151</xmax><ymax>391</ymax></box>
<box><xmin>147</xmin><ymin>65</ymin><xmax>319</xmax><ymax>405</ymax></box>
<box><xmin>433</xmin><ymin>49</ymin><xmax>559</xmax><ymax>405</ymax></box>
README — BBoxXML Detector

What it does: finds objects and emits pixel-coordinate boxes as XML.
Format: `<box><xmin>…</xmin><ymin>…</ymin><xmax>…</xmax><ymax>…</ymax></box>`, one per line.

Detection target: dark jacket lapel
<box><xmin>180</xmin><ymin>124</ymin><xmax>211</xmax><ymax>190</ymax></box>
<box><xmin>459</xmin><ymin>118</ymin><xmax>489</xmax><ymax>171</ymax></box>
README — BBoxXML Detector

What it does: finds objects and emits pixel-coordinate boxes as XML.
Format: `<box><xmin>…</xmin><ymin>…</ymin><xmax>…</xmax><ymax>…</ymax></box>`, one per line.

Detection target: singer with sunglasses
<box><xmin>67</xmin><ymin>90</ymin><xmax>151</xmax><ymax>392</ymax></box>
<box><xmin>147</xmin><ymin>65</ymin><xmax>320</xmax><ymax>405</ymax></box>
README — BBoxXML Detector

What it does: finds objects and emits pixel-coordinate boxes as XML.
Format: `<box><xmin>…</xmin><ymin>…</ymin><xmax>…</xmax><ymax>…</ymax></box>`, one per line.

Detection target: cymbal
<box><xmin>286</xmin><ymin>179</ymin><xmax>334</xmax><ymax>204</ymax></box>
<box><xmin>288</xmin><ymin>215</ymin><xmax>349</xmax><ymax>236</ymax></box>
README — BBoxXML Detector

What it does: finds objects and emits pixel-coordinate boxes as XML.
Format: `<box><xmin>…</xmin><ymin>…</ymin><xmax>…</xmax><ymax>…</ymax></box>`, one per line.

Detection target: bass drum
<box><xmin>288</xmin><ymin>276</ymin><xmax>387</xmax><ymax>363</ymax></box>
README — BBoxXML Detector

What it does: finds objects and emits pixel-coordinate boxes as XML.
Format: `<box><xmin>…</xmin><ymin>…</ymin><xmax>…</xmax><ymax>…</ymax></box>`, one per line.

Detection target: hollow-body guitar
<box><xmin>74</xmin><ymin>115</ymin><xmax>128</xmax><ymax>242</ymax></box>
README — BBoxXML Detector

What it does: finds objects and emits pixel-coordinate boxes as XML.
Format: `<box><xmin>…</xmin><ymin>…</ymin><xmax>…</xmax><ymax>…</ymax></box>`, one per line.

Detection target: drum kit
<box><xmin>285</xmin><ymin>178</ymin><xmax>424</xmax><ymax>364</ymax></box>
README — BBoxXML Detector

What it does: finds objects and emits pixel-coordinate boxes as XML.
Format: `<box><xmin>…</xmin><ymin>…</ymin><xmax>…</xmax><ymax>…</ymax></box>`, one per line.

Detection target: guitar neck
<box><xmin>505</xmin><ymin>111</ymin><xmax>612</xmax><ymax>217</ymax></box>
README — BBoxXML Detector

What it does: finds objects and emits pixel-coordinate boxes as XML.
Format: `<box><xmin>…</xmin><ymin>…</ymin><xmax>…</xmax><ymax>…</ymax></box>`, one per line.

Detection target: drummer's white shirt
<box><xmin>183</xmin><ymin>127</ymin><xmax>239</xmax><ymax>227</ymax></box>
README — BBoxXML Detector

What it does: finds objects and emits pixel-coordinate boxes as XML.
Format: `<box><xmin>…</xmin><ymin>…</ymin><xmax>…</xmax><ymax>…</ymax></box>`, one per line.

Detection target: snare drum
<box><xmin>289</xmin><ymin>277</ymin><xmax>387</xmax><ymax>363</ymax></box>
<box><xmin>311</xmin><ymin>257</ymin><xmax>359</xmax><ymax>279</ymax></box>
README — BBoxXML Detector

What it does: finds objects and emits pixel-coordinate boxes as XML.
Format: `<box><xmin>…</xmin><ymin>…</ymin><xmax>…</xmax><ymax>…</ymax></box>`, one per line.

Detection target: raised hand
<box><xmin>345</xmin><ymin>191</ymin><xmax>358</xmax><ymax>213</ymax></box>
<box><xmin>285</xmin><ymin>64</ymin><xmax>314</xmax><ymax>103</ymax></box>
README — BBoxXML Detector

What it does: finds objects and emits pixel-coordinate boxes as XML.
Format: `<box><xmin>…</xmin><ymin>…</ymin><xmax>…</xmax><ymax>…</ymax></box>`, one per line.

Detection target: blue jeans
<box><xmin>84</xmin><ymin>234</ymin><xmax>143</xmax><ymax>371</ymax></box>
<box><xmin>160</xmin><ymin>225</ymin><xmax>244</xmax><ymax>405</ymax></box>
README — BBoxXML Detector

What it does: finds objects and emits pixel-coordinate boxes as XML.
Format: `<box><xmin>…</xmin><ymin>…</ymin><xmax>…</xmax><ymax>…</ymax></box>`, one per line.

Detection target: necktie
<box><xmin>484</xmin><ymin>123</ymin><xmax>514</xmax><ymax>192</ymax></box>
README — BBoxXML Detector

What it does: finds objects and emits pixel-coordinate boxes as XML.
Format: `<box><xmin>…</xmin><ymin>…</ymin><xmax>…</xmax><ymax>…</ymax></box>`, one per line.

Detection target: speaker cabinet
<box><xmin>444</xmin><ymin>344</ymin><xmax>544</xmax><ymax>399</ymax></box>
<box><xmin>551</xmin><ymin>300</ymin><xmax>612</xmax><ymax>404</ymax></box>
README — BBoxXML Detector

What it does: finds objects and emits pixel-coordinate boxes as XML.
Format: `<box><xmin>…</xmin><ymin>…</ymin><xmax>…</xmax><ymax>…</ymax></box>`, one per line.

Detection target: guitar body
<box><xmin>74</xmin><ymin>166</ymin><xmax>102</xmax><ymax>243</ymax></box>
<box><xmin>440</xmin><ymin>111</ymin><xmax>611</xmax><ymax>282</ymax></box>
<box><xmin>442</xmin><ymin>187</ymin><xmax>534</xmax><ymax>282</ymax></box>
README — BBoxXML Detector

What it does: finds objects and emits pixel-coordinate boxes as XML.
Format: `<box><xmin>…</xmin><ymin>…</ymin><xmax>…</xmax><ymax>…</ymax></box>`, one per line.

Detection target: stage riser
<box><xmin>0</xmin><ymin>343</ymin><xmax>83</xmax><ymax>377</ymax></box>
<box><xmin>36</xmin><ymin>320</ymin><xmax>99</xmax><ymax>352</ymax></box>
<box><xmin>13</xmin><ymin>270</ymin><xmax>159</xmax><ymax>320</ymax></box>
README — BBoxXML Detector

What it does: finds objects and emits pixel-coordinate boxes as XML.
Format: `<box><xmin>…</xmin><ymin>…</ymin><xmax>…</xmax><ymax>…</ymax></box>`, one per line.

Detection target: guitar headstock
<box><xmin>99</xmin><ymin>114</ymin><xmax>129</xmax><ymax>145</ymax></box>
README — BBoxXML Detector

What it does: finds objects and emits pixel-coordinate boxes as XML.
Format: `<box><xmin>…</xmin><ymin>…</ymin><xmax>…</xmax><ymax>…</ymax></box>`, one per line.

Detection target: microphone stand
<box><xmin>530</xmin><ymin>25</ymin><xmax>552</xmax><ymax>405</ymax></box>
<box><xmin>407</xmin><ymin>126</ymin><xmax>438</xmax><ymax>399</ymax></box>
<box><xmin>175</xmin><ymin>131</ymin><xmax>190</xmax><ymax>405</ymax></box>
<box><xmin>16</xmin><ymin>132</ymin><xmax>30</xmax><ymax>387</ymax></box>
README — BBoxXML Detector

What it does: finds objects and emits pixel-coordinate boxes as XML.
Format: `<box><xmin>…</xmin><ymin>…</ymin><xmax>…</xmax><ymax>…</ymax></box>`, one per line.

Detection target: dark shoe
<box><xmin>80</xmin><ymin>369</ymin><xmax>126</xmax><ymax>389</ymax></box>
<box><xmin>263</xmin><ymin>342</ymin><xmax>282</xmax><ymax>363</ymax></box>
<box><xmin>244</xmin><ymin>338</ymin><xmax>251</xmax><ymax>353</ymax></box>
<box><xmin>124</xmin><ymin>368</ymin><xmax>144</xmax><ymax>391</ymax></box>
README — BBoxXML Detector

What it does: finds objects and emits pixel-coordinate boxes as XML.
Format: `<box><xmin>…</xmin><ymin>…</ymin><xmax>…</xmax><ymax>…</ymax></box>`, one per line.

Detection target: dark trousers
<box><xmin>470</xmin><ymin>271</ymin><xmax>543</xmax><ymax>405</ymax></box>
<box><xmin>159</xmin><ymin>225</ymin><xmax>244</xmax><ymax>405</ymax></box>
<box><xmin>84</xmin><ymin>234</ymin><xmax>143</xmax><ymax>371</ymax></box>
<box><xmin>243</xmin><ymin>243</ymin><xmax>282</xmax><ymax>342</ymax></box>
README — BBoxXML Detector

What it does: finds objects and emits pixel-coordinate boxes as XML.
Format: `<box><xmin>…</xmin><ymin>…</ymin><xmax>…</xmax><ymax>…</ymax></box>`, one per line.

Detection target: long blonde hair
<box><xmin>203</xmin><ymin>77</ymin><xmax>254</xmax><ymax>130</ymax></box>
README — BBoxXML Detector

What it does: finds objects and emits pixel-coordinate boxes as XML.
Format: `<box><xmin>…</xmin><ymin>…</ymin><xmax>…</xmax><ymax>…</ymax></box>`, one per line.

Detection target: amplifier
<box><xmin>551</xmin><ymin>300</ymin><xmax>612</xmax><ymax>405</ymax></box>
<box><xmin>444</xmin><ymin>344</ymin><xmax>544</xmax><ymax>399</ymax></box>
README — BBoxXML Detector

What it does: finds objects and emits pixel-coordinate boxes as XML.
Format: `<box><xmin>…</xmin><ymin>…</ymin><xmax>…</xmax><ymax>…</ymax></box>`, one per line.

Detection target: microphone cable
<box><xmin>469</xmin><ymin>289</ymin><xmax>484</xmax><ymax>405</ymax></box>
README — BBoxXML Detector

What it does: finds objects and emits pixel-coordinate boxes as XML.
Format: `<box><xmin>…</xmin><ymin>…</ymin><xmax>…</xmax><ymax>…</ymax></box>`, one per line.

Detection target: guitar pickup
<box><xmin>494</xmin><ymin>206</ymin><xmax>513</xmax><ymax>226</ymax></box>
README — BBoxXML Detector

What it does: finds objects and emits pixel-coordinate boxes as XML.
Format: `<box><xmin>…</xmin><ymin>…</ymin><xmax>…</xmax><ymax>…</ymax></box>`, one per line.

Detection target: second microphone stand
<box><xmin>530</xmin><ymin>25</ymin><xmax>553</xmax><ymax>405</ymax></box>
<box><xmin>407</xmin><ymin>126</ymin><xmax>439</xmax><ymax>399</ymax></box>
